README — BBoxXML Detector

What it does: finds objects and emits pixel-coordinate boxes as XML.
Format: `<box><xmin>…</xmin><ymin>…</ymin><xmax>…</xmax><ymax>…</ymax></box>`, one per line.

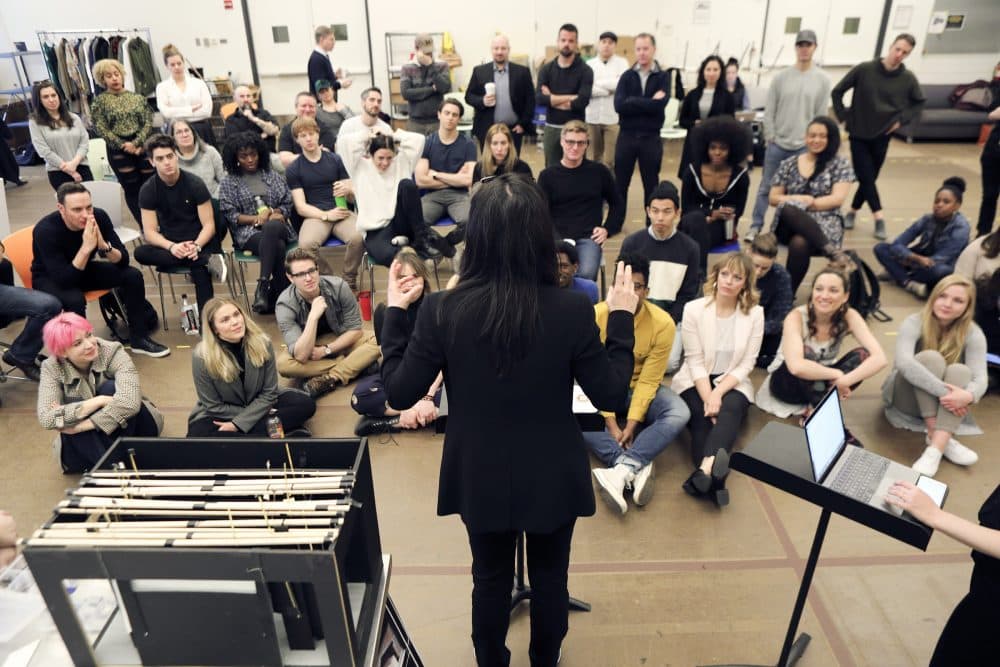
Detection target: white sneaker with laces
<box><xmin>593</xmin><ymin>464</ymin><xmax>633</xmax><ymax>514</ymax></box>
<box><xmin>912</xmin><ymin>446</ymin><xmax>942</xmax><ymax>477</ymax></box>
<box><xmin>632</xmin><ymin>462</ymin><xmax>655</xmax><ymax>506</ymax></box>
<box><xmin>904</xmin><ymin>280</ymin><xmax>928</xmax><ymax>298</ymax></box>
<box><xmin>933</xmin><ymin>435</ymin><xmax>979</xmax><ymax>466</ymax></box>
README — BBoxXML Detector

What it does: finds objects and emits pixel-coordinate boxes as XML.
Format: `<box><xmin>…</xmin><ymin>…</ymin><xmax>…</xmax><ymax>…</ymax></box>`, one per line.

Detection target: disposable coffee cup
<box><xmin>484</xmin><ymin>82</ymin><xmax>496</xmax><ymax>96</ymax></box>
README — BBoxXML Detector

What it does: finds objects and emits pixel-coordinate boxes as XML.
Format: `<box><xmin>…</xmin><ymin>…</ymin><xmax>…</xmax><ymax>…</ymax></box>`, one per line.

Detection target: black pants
<box><xmin>678</xmin><ymin>210</ymin><xmax>729</xmax><ymax>277</ymax></box>
<box><xmin>615</xmin><ymin>131</ymin><xmax>663</xmax><ymax>225</ymax></box>
<box><xmin>60</xmin><ymin>379</ymin><xmax>160</xmax><ymax>473</ymax></box>
<box><xmin>930</xmin><ymin>586</ymin><xmax>999</xmax><ymax>666</ymax></box>
<box><xmin>978</xmin><ymin>146</ymin><xmax>1000</xmax><ymax>236</ymax></box>
<box><xmin>680</xmin><ymin>383</ymin><xmax>750</xmax><ymax>466</ymax></box>
<box><xmin>468</xmin><ymin>520</ymin><xmax>575</xmax><ymax>667</ymax></box>
<box><xmin>34</xmin><ymin>262</ymin><xmax>152</xmax><ymax>341</ymax></box>
<box><xmin>187</xmin><ymin>390</ymin><xmax>316</xmax><ymax>436</ymax></box>
<box><xmin>768</xmin><ymin>347</ymin><xmax>870</xmax><ymax>407</ymax></box>
<box><xmin>46</xmin><ymin>165</ymin><xmax>95</xmax><ymax>191</ymax></box>
<box><xmin>756</xmin><ymin>332</ymin><xmax>781</xmax><ymax>368</ymax></box>
<box><xmin>364</xmin><ymin>180</ymin><xmax>427</xmax><ymax>266</ymax></box>
<box><xmin>240</xmin><ymin>219</ymin><xmax>290</xmax><ymax>297</ymax></box>
<box><xmin>133</xmin><ymin>245</ymin><xmax>214</xmax><ymax>310</ymax></box>
<box><xmin>774</xmin><ymin>205</ymin><xmax>833</xmax><ymax>295</ymax></box>
<box><xmin>107</xmin><ymin>146</ymin><xmax>154</xmax><ymax>224</ymax></box>
<box><xmin>849</xmin><ymin>134</ymin><xmax>891</xmax><ymax>213</ymax></box>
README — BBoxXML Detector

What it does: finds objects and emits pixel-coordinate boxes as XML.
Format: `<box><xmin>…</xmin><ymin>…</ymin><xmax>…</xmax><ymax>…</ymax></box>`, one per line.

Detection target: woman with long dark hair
<box><xmin>28</xmin><ymin>81</ymin><xmax>93</xmax><ymax>190</ymax></box>
<box><xmin>380</xmin><ymin>174</ymin><xmax>638</xmax><ymax>666</ymax></box>
<box><xmin>767</xmin><ymin>116</ymin><xmax>855</xmax><ymax>294</ymax></box>
<box><xmin>218</xmin><ymin>131</ymin><xmax>294</xmax><ymax>313</ymax></box>
<box><xmin>677</xmin><ymin>55</ymin><xmax>736</xmax><ymax>178</ymax></box>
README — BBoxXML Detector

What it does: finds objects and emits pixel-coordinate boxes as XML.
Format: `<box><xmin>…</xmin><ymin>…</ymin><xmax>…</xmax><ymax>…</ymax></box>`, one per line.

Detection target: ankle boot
<box><xmin>252</xmin><ymin>278</ymin><xmax>271</xmax><ymax>314</ymax></box>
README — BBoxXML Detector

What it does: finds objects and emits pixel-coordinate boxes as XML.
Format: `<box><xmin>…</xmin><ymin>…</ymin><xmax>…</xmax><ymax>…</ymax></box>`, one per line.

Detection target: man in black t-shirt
<box><xmin>135</xmin><ymin>134</ymin><xmax>222</xmax><ymax>311</ymax></box>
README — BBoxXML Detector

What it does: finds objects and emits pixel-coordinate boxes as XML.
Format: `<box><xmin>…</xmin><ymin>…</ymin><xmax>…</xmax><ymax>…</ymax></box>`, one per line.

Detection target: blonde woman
<box><xmin>671</xmin><ymin>252</ymin><xmax>763</xmax><ymax>506</ymax></box>
<box><xmin>882</xmin><ymin>274</ymin><xmax>988</xmax><ymax>477</ymax></box>
<box><xmin>90</xmin><ymin>58</ymin><xmax>154</xmax><ymax>223</ymax></box>
<box><xmin>155</xmin><ymin>44</ymin><xmax>215</xmax><ymax>146</ymax></box>
<box><xmin>188</xmin><ymin>297</ymin><xmax>316</xmax><ymax>437</ymax></box>
<box><xmin>472</xmin><ymin>123</ymin><xmax>533</xmax><ymax>182</ymax></box>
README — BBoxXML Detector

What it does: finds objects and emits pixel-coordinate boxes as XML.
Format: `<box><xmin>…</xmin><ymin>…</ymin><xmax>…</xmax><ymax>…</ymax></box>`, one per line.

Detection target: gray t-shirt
<box><xmin>765</xmin><ymin>65</ymin><xmax>832</xmax><ymax>149</ymax></box>
<box><xmin>699</xmin><ymin>88</ymin><xmax>715</xmax><ymax>119</ymax></box>
<box><xmin>242</xmin><ymin>171</ymin><xmax>268</xmax><ymax>198</ymax></box>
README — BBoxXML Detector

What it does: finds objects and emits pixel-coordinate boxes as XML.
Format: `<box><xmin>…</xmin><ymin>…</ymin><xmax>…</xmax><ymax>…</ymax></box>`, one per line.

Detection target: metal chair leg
<box><xmin>167</xmin><ymin>274</ymin><xmax>177</xmax><ymax>304</ymax></box>
<box><xmin>156</xmin><ymin>273</ymin><xmax>169</xmax><ymax>331</ymax></box>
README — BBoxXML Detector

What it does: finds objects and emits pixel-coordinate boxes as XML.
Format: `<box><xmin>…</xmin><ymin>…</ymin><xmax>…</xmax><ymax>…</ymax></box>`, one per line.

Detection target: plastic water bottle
<box><xmin>266</xmin><ymin>408</ymin><xmax>284</xmax><ymax>439</ymax></box>
<box><xmin>254</xmin><ymin>195</ymin><xmax>268</xmax><ymax>216</ymax></box>
<box><xmin>180</xmin><ymin>294</ymin><xmax>200</xmax><ymax>336</ymax></box>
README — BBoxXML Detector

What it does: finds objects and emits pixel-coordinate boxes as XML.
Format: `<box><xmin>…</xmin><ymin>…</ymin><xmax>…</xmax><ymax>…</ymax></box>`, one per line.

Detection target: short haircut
<box><xmin>893</xmin><ymin>33</ymin><xmax>916</xmax><ymax>48</ymax></box>
<box><xmin>750</xmin><ymin>232</ymin><xmax>778</xmax><ymax>259</ymax></box>
<box><xmin>314</xmin><ymin>25</ymin><xmax>333</xmax><ymax>43</ymax></box>
<box><xmin>558</xmin><ymin>23</ymin><xmax>578</xmax><ymax>37</ymax></box>
<box><xmin>646</xmin><ymin>180</ymin><xmax>679</xmax><ymax>208</ymax></box>
<box><xmin>285</xmin><ymin>247</ymin><xmax>320</xmax><ymax>274</ymax></box>
<box><xmin>92</xmin><ymin>58</ymin><xmax>125</xmax><ymax>85</ymax></box>
<box><xmin>291</xmin><ymin>116</ymin><xmax>320</xmax><ymax>138</ymax></box>
<box><xmin>56</xmin><ymin>181</ymin><xmax>90</xmax><ymax>205</ymax></box>
<box><xmin>616</xmin><ymin>251</ymin><xmax>650</xmax><ymax>283</ymax></box>
<box><xmin>360</xmin><ymin>86</ymin><xmax>382</xmax><ymax>100</ymax></box>
<box><xmin>43</xmin><ymin>312</ymin><xmax>93</xmax><ymax>359</ymax></box>
<box><xmin>144</xmin><ymin>133</ymin><xmax>178</xmax><ymax>156</ymax></box>
<box><xmin>598</xmin><ymin>31</ymin><xmax>617</xmax><ymax>43</ymax></box>
<box><xmin>561</xmin><ymin>119</ymin><xmax>588</xmax><ymax>137</ymax></box>
<box><xmin>414</xmin><ymin>34</ymin><xmax>434</xmax><ymax>52</ymax></box>
<box><xmin>439</xmin><ymin>97</ymin><xmax>464</xmax><ymax>117</ymax></box>
<box><xmin>635</xmin><ymin>32</ymin><xmax>656</xmax><ymax>47</ymax></box>
<box><xmin>556</xmin><ymin>240</ymin><xmax>579</xmax><ymax>265</ymax></box>
<box><xmin>295</xmin><ymin>91</ymin><xmax>317</xmax><ymax>107</ymax></box>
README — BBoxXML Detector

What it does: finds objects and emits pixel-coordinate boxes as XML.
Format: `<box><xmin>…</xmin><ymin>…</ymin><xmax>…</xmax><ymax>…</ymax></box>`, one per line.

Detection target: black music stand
<box><xmin>510</xmin><ymin>532</ymin><xmax>591</xmax><ymax>613</ymax></box>
<box><xmin>705</xmin><ymin>421</ymin><xmax>937</xmax><ymax>667</ymax></box>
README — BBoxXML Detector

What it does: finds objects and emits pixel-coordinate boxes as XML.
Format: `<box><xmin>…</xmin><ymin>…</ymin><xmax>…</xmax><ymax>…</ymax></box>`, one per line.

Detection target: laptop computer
<box><xmin>804</xmin><ymin>388</ymin><xmax>924</xmax><ymax>516</ymax></box>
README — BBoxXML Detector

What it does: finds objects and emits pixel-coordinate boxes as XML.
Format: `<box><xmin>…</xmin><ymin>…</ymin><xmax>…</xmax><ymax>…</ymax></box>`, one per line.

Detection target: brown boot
<box><xmin>304</xmin><ymin>371</ymin><xmax>339</xmax><ymax>399</ymax></box>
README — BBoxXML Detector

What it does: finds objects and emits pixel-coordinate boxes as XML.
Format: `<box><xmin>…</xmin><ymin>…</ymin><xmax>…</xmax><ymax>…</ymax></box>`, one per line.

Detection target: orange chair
<box><xmin>219</xmin><ymin>102</ymin><xmax>238</xmax><ymax>120</ymax></box>
<box><xmin>3</xmin><ymin>225</ymin><xmax>110</xmax><ymax>302</ymax></box>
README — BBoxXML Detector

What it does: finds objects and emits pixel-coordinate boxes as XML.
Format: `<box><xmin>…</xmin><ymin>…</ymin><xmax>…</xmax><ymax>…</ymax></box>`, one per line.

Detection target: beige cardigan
<box><xmin>670</xmin><ymin>296</ymin><xmax>764</xmax><ymax>402</ymax></box>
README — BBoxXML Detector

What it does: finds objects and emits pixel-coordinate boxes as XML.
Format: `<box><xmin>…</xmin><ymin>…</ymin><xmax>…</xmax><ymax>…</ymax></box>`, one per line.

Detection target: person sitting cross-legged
<box><xmin>584</xmin><ymin>251</ymin><xmax>690</xmax><ymax>514</ymax></box>
<box><xmin>275</xmin><ymin>248</ymin><xmax>380</xmax><ymax>399</ymax></box>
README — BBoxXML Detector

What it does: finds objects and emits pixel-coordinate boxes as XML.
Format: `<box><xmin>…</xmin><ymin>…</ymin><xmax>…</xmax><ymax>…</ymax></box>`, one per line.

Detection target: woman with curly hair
<box><xmin>473</xmin><ymin>123</ymin><xmax>533</xmax><ymax>182</ymax></box>
<box><xmin>767</xmin><ymin>116</ymin><xmax>856</xmax><ymax>294</ymax></box>
<box><xmin>218</xmin><ymin>131</ymin><xmax>294</xmax><ymax>313</ymax></box>
<box><xmin>756</xmin><ymin>264</ymin><xmax>887</xmax><ymax>419</ymax></box>
<box><xmin>679</xmin><ymin>115</ymin><xmax>751</xmax><ymax>275</ymax></box>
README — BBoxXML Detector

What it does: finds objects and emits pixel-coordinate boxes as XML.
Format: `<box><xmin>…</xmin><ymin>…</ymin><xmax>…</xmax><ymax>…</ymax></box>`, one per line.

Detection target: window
<box><xmin>784</xmin><ymin>17</ymin><xmax>802</xmax><ymax>34</ymax></box>
<box><xmin>272</xmin><ymin>26</ymin><xmax>289</xmax><ymax>44</ymax></box>
<box><xmin>843</xmin><ymin>17</ymin><xmax>860</xmax><ymax>35</ymax></box>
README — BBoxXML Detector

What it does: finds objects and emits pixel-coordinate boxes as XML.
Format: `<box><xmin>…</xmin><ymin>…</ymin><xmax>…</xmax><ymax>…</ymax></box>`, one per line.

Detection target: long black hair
<box><xmin>31</xmin><ymin>81</ymin><xmax>74</xmax><ymax>129</ymax></box>
<box><xmin>697</xmin><ymin>55</ymin><xmax>726</xmax><ymax>89</ymax></box>
<box><xmin>806</xmin><ymin>116</ymin><xmax>841</xmax><ymax>185</ymax></box>
<box><xmin>443</xmin><ymin>174</ymin><xmax>557</xmax><ymax>376</ymax></box>
<box><xmin>221</xmin><ymin>131</ymin><xmax>272</xmax><ymax>174</ymax></box>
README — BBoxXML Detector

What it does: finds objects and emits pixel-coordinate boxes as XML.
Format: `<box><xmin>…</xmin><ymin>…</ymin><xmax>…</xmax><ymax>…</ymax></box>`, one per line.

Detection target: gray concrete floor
<box><xmin>0</xmin><ymin>133</ymin><xmax>996</xmax><ymax>666</ymax></box>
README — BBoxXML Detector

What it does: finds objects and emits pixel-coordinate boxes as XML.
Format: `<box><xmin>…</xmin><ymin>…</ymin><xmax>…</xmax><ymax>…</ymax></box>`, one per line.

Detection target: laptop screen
<box><xmin>804</xmin><ymin>389</ymin><xmax>847</xmax><ymax>482</ymax></box>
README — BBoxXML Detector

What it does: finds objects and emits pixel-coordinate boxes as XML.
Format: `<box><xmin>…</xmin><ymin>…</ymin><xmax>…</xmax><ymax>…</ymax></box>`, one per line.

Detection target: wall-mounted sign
<box><xmin>945</xmin><ymin>13</ymin><xmax>966</xmax><ymax>30</ymax></box>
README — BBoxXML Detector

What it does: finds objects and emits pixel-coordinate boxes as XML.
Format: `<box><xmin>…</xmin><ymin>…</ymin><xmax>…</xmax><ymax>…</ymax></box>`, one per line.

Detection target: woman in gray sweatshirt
<box><xmin>28</xmin><ymin>81</ymin><xmax>92</xmax><ymax>190</ymax></box>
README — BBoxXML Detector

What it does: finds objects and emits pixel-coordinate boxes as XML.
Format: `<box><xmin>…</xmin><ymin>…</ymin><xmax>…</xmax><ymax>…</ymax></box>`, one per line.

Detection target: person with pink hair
<box><xmin>37</xmin><ymin>312</ymin><xmax>162</xmax><ymax>473</ymax></box>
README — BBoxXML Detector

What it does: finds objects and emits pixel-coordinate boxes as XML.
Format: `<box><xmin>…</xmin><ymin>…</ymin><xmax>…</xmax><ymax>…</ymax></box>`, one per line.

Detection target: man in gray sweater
<box><xmin>833</xmin><ymin>33</ymin><xmax>925</xmax><ymax>240</ymax></box>
<box><xmin>747</xmin><ymin>29</ymin><xmax>830</xmax><ymax>242</ymax></box>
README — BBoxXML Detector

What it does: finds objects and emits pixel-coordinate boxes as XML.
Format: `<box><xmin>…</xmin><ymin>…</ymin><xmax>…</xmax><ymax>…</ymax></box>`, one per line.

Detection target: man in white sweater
<box><xmin>585</xmin><ymin>32</ymin><xmax>629</xmax><ymax>169</ymax></box>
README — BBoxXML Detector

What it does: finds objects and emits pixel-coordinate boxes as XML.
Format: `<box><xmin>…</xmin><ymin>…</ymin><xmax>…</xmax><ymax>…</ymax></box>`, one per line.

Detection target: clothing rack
<box><xmin>37</xmin><ymin>28</ymin><xmax>153</xmax><ymax>40</ymax></box>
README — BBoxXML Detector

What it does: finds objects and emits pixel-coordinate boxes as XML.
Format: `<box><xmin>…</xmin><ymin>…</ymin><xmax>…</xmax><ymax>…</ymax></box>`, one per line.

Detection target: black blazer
<box><xmin>465</xmin><ymin>62</ymin><xmax>536</xmax><ymax>147</ymax></box>
<box><xmin>381</xmin><ymin>286</ymin><xmax>635</xmax><ymax>534</ymax></box>
<box><xmin>678</xmin><ymin>86</ymin><xmax>736</xmax><ymax>130</ymax></box>
<box><xmin>307</xmin><ymin>50</ymin><xmax>341</xmax><ymax>94</ymax></box>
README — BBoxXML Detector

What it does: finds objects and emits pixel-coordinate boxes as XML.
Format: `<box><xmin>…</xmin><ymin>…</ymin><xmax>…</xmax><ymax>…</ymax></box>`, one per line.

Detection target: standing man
<box><xmin>308</xmin><ymin>25</ymin><xmax>352</xmax><ymax>96</ymax></box>
<box><xmin>464</xmin><ymin>34</ymin><xmax>535</xmax><ymax>154</ymax></box>
<box><xmin>746</xmin><ymin>29</ymin><xmax>831</xmax><ymax>242</ymax></box>
<box><xmin>537</xmin><ymin>120</ymin><xmax>625</xmax><ymax>281</ymax></box>
<box><xmin>585</xmin><ymin>31</ymin><xmax>628</xmax><ymax>169</ymax></box>
<box><xmin>415</xmin><ymin>99</ymin><xmax>476</xmax><ymax>248</ymax></box>
<box><xmin>224</xmin><ymin>85</ymin><xmax>280</xmax><ymax>140</ymax></box>
<box><xmin>536</xmin><ymin>23</ymin><xmax>594</xmax><ymax>167</ymax></box>
<box><xmin>400</xmin><ymin>34</ymin><xmax>451</xmax><ymax>135</ymax></box>
<box><xmin>336</xmin><ymin>87</ymin><xmax>392</xmax><ymax>154</ymax></box>
<box><xmin>614</xmin><ymin>32</ymin><xmax>671</xmax><ymax>224</ymax></box>
<box><xmin>286</xmin><ymin>117</ymin><xmax>363</xmax><ymax>291</ymax></box>
<box><xmin>277</xmin><ymin>92</ymin><xmax>336</xmax><ymax>167</ymax></box>
<box><xmin>833</xmin><ymin>33</ymin><xmax>925</xmax><ymax>240</ymax></box>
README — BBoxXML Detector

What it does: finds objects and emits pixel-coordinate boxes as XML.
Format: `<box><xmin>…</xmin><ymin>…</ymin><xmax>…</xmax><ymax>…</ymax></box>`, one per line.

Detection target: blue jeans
<box><xmin>572</xmin><ymin>238</ymin><xmax>602</xmax><ymax>282</ymax></box>
<box><xmin>873</xmin><ymin>243</ymin><xmax>952</xmax><ymax>290</ymax></box>
<box><xmin>583</xmin><ymin>386</ymin><xmax>690</xmax><ymax>468</ymax></box>
<box><xmin>751</xmin><ymin>142</ymin><xmax>804</xmax><ymax>230</ymax></box>
<box><xmin>0</xmin><ymin>259</ymin><xmax>62</xmax><ymax>363</ymax></box>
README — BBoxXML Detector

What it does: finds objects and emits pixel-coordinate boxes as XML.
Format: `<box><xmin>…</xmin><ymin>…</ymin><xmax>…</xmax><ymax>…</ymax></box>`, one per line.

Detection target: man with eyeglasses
<box><xmin>584</xmin><ymin>251</ymin><xmax>690</xmax><ymax>514</ymax></box>
<box><xmin>538</xmin><ymin>120</ymin><xmax>624</xmax><ymax>282</ymax></box>
<box><xmin>274</xmin><ymin>248</ymin><xmax>379</xmax><ymax>398</ymax></box>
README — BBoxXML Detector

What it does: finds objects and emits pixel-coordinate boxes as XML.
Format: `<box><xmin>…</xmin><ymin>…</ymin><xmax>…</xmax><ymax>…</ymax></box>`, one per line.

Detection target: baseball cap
<box><xmin>599</xmin><ymin>31</ymin><xmax>618</xmax><ymax>43</ymax></box>
<box><xmin>314</xmin><ymin>79</ymin><xmax>333</xmax><ymax>93</ymax></box>
<box><xmin>795</xmin><ymin>30</ymin><xmax>817</xmax><ymax>45</ymax></box>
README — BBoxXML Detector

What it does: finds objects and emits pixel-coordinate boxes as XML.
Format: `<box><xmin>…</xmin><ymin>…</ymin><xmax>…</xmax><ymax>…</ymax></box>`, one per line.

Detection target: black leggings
<box><xmin>240</xmin><ymin>219</ymin><xmax>290</xmax><ymax>295</ymax></box>
<box><xmin>107</xmin><ymin>146</ymin><xmax>154</xmax><ymax>225</ymax></box>
<box><xmin>364</xmin><ymin>180</ymin><xmax>427</xmax><ymax>266</ymax></box>
<box><xmin>680</xmin><ymin>383</ymin><xmax>750</xmax><ymax>466</ymax></box>
<box><xmin>775</xmin><ymin>205</ymin><xmax>835</xmax><ymax>294</ymax></box>
<box><xmin>849</xmin><ymin>135</ymin><xmax>891</xmax><ymax>214</ymax></box>
<box><xmin>46</xmin><ymin>165</ymin><xmax>95</xmax><ymax>191</ymax></box>
<box><xmin>979</xmin><ymin>146</ymin><xmax>1000</xmax><ymax>237</ymax></box>
<box><xmin>768</xmin><ymin>347</ymin><xmax>870</xmax><ymax>407</ymax></box>
<box><xmin>187</xmin><ymin>390</ymin><xmax>316</xmax><ymax>436</ymax></box>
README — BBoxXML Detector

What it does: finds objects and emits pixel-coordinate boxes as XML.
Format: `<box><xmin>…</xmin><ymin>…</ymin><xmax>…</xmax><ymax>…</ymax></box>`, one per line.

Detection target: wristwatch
<box><xmin>194</xmin><ymin>243</ymin><xmax>202</xmax><ymax>253</ymax></box>
<box><xmin>324</xmin><ymin>344</ymin><xmax>333</xmax><ymax>357</ymax></box>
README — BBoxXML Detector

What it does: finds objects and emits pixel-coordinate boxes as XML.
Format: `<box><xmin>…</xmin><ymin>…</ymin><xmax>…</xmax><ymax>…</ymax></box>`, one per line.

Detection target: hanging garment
<box><xmin>121</xmin><ymin>38</ymin><xmax>136</xmax><ymax>92</ymax></box>
<box><xmin>90</xmin><ymin>37</ymin><xmax>110</xmax><ymax>95</ymax></box>
<box><xmin>75</xmin><ymin>39</ymin><xmax>92</xmax><ymax>96</ymax></box>
<box><xmin>41</xmin><ymin>42</ymin><xmax>65</xmax><ymax>99</ymax></box>
<box><xmin>127</xmin><ymin>37</ymin><xmax>160</xmax><ymax>97</ymax></box>
<box><xmin>109</xmin><ymin>35</ymin><xmax>124</xmax><ymax>62</ymax></box>
<box><xmin>64</xmin><ymin>39</ymin><xmax>92</xmax><ymax>126</ymax></box>
<box><xmin>55</xmin><ymin>39</ymin><xmax>75</xmax><ymax>111</ymax></box>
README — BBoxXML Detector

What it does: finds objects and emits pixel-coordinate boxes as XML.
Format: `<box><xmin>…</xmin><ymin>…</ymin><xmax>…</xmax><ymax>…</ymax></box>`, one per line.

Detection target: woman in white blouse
<box><xmin>155</xmin><ymin>44</ymin><xmax>215</xmax><ymax>146</ymax></box>
<box><xmin>671</xmin><ymin>252</ymin><xmax>764</xmax><ymax>507</ymax></box>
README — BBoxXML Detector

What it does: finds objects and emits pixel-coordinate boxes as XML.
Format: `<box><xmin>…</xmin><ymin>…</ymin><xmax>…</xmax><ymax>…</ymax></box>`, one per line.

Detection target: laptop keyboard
<box><xmin>828</xmin><ymin>449</ymin><xmax>890</xmax><ymax>502</ymax></box>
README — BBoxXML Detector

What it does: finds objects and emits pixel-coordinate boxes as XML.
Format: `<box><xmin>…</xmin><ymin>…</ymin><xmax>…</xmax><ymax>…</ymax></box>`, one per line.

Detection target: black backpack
<box><xmin>843</xmin><ymin>250</ymin><xmax>891</xmax><ymax>322</ymax></box>
<box><xmin>98</xmin><ymin>289</ymin><xmax>160</xmax><ymax>343</ymax></box>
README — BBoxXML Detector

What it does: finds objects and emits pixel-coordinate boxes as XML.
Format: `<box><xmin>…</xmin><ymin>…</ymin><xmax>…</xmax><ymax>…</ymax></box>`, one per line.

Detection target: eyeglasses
<box><xmin>562</xmin><ymin>139</ymin><xmax>588</xmax><ymax>148</ymax></box>
<box><xmin>289</xmin><ymin>267</ymin><xmax>319</xmax><ymax>279</ymax></box>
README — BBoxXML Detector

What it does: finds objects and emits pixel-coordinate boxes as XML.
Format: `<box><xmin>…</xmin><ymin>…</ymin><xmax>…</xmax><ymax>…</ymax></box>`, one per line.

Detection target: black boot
<box><xmin>412</xmin><ymin>236</ymin><xmax>443</xmax><ymax>261</ymax></box>
<box><xmin>445</xmin><ymin>226</ymin><xmax>465</xmax><ymax>246</ymax></box>
<box><xmin>423</xmin><ymin>230</ymin><xmax>455</xmax><ymax>258</ymax></box>
<box><xmin>354</xmin><ymin>415</ymin><xmax>402</xmax><ymax>437</ymax></box>
<box><xmin>252</xmin><ymin>278</ymin><xmax>271</xmax><ymax>314</ymax></box>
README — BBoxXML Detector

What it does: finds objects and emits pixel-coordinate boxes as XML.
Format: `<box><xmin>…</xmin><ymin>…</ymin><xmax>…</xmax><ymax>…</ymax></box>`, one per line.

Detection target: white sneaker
<box><xmin>593</xmin><ymin>464</ymin><xmax>633</xmax><ymax>515</ymax></box>
<box><xmin>743</xmin><ymin>228</ymin><xmax>758</xmax><ymax>243</ymax></box>
<box><xmin>208</xmin><ymin>254</ymin><xmax>228</xmax><ymax>283</ymax></box>
<box><xmin>904</xmin><ymin>280</ymin><xmax>928</xmax><ymax>299</ymax></box>
<box><xmin>390</xmin><ymin>235</ymin><xmax>410</xmax><ymax>247</ymax></box>
<box><xmin>912</xmin><ymin>446</ymin><xmax>942</xmax><ymax>477</ymax></box>
<box><xmin>935</xmin><ymin>436</ymin><xmax>979</xmax><ymax>466</ymax></box>
<box><xmin>632</xmin><ymin>462</ymin><xmax>655</xmax><ymax>506</ymax></box>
